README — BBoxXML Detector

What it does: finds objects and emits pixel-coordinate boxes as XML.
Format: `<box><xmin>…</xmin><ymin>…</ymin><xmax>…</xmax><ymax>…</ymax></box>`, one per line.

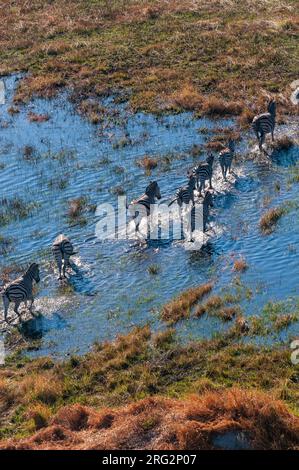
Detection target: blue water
<box><xmin>0</xmin><ymin>74</ymin><xmax>298</xmax><ymax>358</ymax></box>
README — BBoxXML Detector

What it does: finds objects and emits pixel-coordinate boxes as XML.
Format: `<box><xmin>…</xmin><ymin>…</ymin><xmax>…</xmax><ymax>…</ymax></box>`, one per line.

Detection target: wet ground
<box><xmin>0</xmin><ymin>74</ymin><xmax>298</xmax><ymax>357</ymax></box>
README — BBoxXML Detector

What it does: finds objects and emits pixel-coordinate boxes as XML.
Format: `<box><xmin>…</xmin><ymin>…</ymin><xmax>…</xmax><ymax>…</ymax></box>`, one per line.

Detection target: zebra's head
<box><xmin>206</xmin><ymin>153</ymin><xmax>214</xmax><ymax>166</ymax></box>
<box><xmin>228</xmin><ymin>139</ymin><xmax>235</xmax><ymax>152</ymax></box>
<box><xmin>145</xmin><ymin>181</ymin><xmax>161</xmax><ymax>200</ymax></box>
<box><xmin>204</xmin><ymin>190</ymin><xmax>214</xmax><ymax>207</ymax></box>
<box><xmin>267</xmin><ymin>99</ymin><xmax>276</xmax><ymax>117</ymax></box>
<box><xmin>27</xmin><ymin>263</ymin><xmax>40</xmax><ymax>283</ymax></box>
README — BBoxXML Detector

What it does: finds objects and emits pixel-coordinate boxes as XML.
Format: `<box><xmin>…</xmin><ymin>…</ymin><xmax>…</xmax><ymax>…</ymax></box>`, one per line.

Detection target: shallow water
<box><xmin>0</xmin><ymin>75</ymin><xmax>298</xmax><ymax>358</ymax></box>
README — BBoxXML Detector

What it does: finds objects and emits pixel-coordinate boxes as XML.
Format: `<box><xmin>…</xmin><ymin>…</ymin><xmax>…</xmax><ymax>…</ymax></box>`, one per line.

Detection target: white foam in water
<box><xmin>34</xmin><ymin>295</ymin><xmax>73</xmax><ymax>316</ymax></box>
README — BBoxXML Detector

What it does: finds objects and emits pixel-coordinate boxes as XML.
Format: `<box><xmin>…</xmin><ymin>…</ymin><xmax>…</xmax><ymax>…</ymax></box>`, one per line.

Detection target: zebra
<box><xmin>168</xmin><ymin>174</ymin><xmax>196</xmax><ymax>207</ymax></box>
<box><xmin>52</xmin><ymin>234</ymin><xmax>76</xmax><ymax>280</ymax></box>
<box><xmin>2</xmin><ymin>263</ymin><xmax>40</xmax><ymax>322</ymax></box>
<box><xmin>191</xmin><ymin>154</ymin><xmax>214</xmax><ymax>195</ymax></box>
<box><xmin>252</xmin><ymin>99</ymin><xmax>276</xmax><ymax>154</ymax></box>
<box><xmin>191</xmin><ymin>190</ymin><xmax>214</xmax><ymax>233</ymax></box>
<box><xmin>219</xmin><ymin>139</ymin><xmax>235</xmax><ymax>180</ymax></box>
<box><xmin>128</xmin><ymin>181</ymin><xmax>161</xmax><ymax>231</ymax></box>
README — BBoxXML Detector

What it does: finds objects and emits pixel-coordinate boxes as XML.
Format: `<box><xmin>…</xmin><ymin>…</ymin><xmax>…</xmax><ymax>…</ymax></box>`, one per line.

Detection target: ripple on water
<box><xmin>0</xmin><ymin>74</ymin><xmax>298</xmax><ymax>357</ymax></box>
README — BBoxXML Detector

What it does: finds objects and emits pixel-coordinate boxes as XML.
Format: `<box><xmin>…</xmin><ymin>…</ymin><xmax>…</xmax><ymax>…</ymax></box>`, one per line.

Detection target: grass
<box><xmin>233</xmin><ymin>257</ymin><xmax>248</xmax><ymax>272</ymax></box>
<box><xmin>1</xmin><ymin>389</ymin><xmax>299</xmax><ymax>449</ymax></box>
<box><xmin>136</xmin><ymin>155</ymin><xmax>158</xmax><ymax>174</ymax></box>
<box><xmin>259</xmin><ymin>206</ymin><xmax>285</xmax><ymax>234</ymax></box>
<box><xmin>27</xmin><ymin>112</ymin><xmax>49</xmax><ymax>123</ymax></box>
<box><xmin>273</xmin><ymin>135</ymin><xmax>295</xmax><ymax>150</ymax></box>
<box><xmin>0</xmin><ymin>1</ymin><xmax>298</xmax><ymax>116</ymax></box>
<box><xmin>162</xmin><ymin>282</ymin><xmax>213</xmax><ymax>324</ymax></box>
<box><xmin>148</xmin><ymin>264</ymin><xmax>160</xmax><ymax>275</ymax></box>
<box><xmin>0</xmin><ymin>323</ymin><xmax>298</xmax><ymax>445</ymax></box>
<box><xmin>0</xmin><ymin>235</ymin><xmax>14</xmax><ymax>255</ymax></box>
<box><xmin>67</xmin><ymin>196</ymin><xmax>95</xmax><ymax>225</ymax></box>
<box><xmin>0</xmin><ymin>197</ymin><xmax>39</xmax><ymax>227</ymax></box>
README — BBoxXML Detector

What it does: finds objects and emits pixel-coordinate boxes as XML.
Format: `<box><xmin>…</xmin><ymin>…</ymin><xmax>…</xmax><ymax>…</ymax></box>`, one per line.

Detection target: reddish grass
<box><xmin>233</xmin><ymin>258</ymin><xmax>248</xmax><ymax>272</ymax></box>
<box><xmin>201</xmin><ymin>97</ymin><xmax>243</xmax><ymax>117</ymax></box>
<box><xmin>237</xmin><ymin>108</ymin><xmax>256</xmax><ymax>128</ymax></box>
<box><xmin>162</xmin><ymin>283</ymin><xmax>213</xmax><ymax>324</ymax></box>
<box><xmin>136</xmin><ymin>155</ymin><xmax>158</xmax><ymax>173</ymax></box>
<box><xmin>171</xmin><ymin>84</ymin><xmax>203</xmax><ymax>111</ymax></box>
<box><xmin>27</xmin><ymin>112</ymin><xmax>49</xmax><ymax>123</ymax></box>
<box><xmin>1</xmin><ymin>389</ymin><xmax>298</xmax><ymax>450</ymax></box>
<box><xmin>260</xmin><ymin>207</ymin><xmax>285</xmax><ymax>234</ymax></box>
<box><xmin>67</xmin><ymin>197</ymin><xmax>87</xmax><ymax>219</ymax></box>
<box><xmin>273</xmin><ymin>135</ymin><xmax>295</xmax><ymax>150</ymax></box>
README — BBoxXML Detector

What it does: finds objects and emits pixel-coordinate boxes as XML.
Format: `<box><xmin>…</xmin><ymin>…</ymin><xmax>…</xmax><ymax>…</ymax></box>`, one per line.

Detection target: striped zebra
<box><xmin>129</xmin><ymin>181</ymin><xmax>161</xmax><ymax>231</ymax></box>
<box><xmin>2</xmin><ymin>263</ymin><xmax>40</xmax><ymax>322</ymax></box>
<box><xmin>191</xmin><ymin>190</ymin><xmax>214</xmax><ymax>233</ymax></box>
<box><xmin>168</xmin><ymin>175</ymin><xmax>196</xmax><ymax>207</ymax></box>
<box><xmin>191</xmin><ymin>154</ymin><xmax>214</xmax><ymax>195</ymax></box>
<box><xmin>252</xmin><ymin>100</ymin><xmax>276</xmax><ymax>154</ymax></box>
<box><xmin>219</xmin><ymin>139</ymin><xmax>235</xmax><ymax>180</ymax></box>
<box><xmin>52</xmin><ymin>234</ymin><xmax>76</xmax><ymax>280</ymax></box>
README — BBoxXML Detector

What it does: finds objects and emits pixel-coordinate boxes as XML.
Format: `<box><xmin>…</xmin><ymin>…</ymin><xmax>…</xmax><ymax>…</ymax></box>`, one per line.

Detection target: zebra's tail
<box><xmin>168</xmin><ymin>197</ymin><xmax>177</xmax><ymax>207</ymax></box>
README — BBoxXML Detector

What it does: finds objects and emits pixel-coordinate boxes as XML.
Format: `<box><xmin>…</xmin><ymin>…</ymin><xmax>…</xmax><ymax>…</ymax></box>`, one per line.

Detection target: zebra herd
<box><xmin>1</xmin><ymin>100</ymin><xmax>277</xmax><ymax>322</ymax></box>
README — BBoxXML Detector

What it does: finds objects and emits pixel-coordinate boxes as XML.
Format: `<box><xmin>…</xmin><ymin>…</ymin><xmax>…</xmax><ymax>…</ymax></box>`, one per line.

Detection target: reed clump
<box><xmin>162</xmin><ymin>283</ymin><xmax>213</xmax><ymax>324</ymax></box>
<box><xmin>259</xmin><ymin>207</ymin><xmax>285</xmax><ymax>234</ymax></box>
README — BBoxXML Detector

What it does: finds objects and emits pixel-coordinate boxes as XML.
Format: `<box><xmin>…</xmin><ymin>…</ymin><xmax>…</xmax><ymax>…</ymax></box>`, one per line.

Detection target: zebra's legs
<box><xmin>28</xmin><ymin>298</ymin><xmax>34</xmax><ymax>314</ymax></box>
<box><xmin>3</xmin><ymin>295</ymin><xmax>9</xmax><ymax>322</ymax></box>
<box><xmin>209</xmin><ymin>177</ymin><xmax>213</xmax><ymax>189</ymax></box>
<box><xmin>271</xmin><ymin>129</ymin><xmax>275</xmax><ymax>142</ymax></box>
<box><xmin>259</xmin><ymin>132</ymin><xmax>265</xmax><ymax>152</ymax></box>
<box><xmin>13</xmin><ymin>300</ymin><xmax>21</xmax><ymax>316</ymax></box>
<box><xmin>54</xmin><ymin>251</ymin><xmax>63</xmax><ymax>280</ymax></box>
<box><xmin>62</xmin><ymin>254</ymin><xmax>70</xmax><ymax>278</ymax></box>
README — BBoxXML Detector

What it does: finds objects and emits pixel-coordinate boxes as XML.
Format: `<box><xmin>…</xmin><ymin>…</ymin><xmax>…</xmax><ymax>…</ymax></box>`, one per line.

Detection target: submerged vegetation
<box><xmin>0</xmin><ymin>1</ymin><xmax>298</xmax><ymax>117</ymax></box>
<box><xmin>0</xmin><ymin>197</ymin><xmax>39</xmax><ymax>227</ymax></box>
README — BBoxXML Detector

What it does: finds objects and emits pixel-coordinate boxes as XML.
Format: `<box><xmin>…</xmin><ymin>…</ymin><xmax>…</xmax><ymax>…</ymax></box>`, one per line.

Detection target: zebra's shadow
<box><xmin>187</xmin><ymin>242</ymin><xmax>216</xmax><ymax>267</ymax></box>
<box><xmin>64</xmin><ymin>261</ymin><xmax>97</xmax><ymax>296</ymax></box>
<box><xmin>17</xmin><ymin>311</ymin><xmax>67</xmax><ymax>340</ymax></box>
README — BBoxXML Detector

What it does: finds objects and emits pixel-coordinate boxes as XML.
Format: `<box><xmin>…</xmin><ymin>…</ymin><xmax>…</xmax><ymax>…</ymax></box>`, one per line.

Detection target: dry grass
<box><xmin>67</xmin><ymin>197</ymin><xmax>88</xmax><ymax>219</ymax></box>
<box><xmin>0</xmin><ymin>323</ymin><xmax>298</xmax><ymax>442</ymax></box>
<box><xmin>0</xmin><ymin>1</ymin><xmax>297</xmax><ymax>115</ymax></box>
<box><xmin>0</xmin><ymin>378</ymin><xmax>16</xmax><ymax>412</ymax></box>
<box><xmin>233</xmin><ymin>258</ymin><xmax>248</xmax><ymax>272</ymax></box>
<box><xmin>260</xmin><ymin>207</ymin><xmax>285</xmax><ymax>234</ymax></box>
<box><xmin>171</xmin><ymin>84</ymin><xmax>203</xmax><ymax>111</ymax></box>
<box><xmin>237</xmin><ymin>108</ymin><xmax>256</xmax><ymax>128</ymax></box>
<box><xmin>20</xmin><ymin>373</ymin><xmax>63</xmax><ymax>405</ymax></box>
<box><xmin>26</xmin><ymin>404</ymin><xmax>52</xmax><ymax>431</ymax></box>
<box><xmin>201</xmin><ymin>97</ymin><xmax>243</xmax><ymax>117</ymax></box>
<box><xmin>162</xmin><ymin>283</ymin><xmax>213</xmax><ymax>324</ymax></box>
<box><xmin>27</xmin><ymin>112</ymin><xmax>49</xmax><ymax>123</ymax></box>
<box><xmin>1</xmin><ymin>389</ymin><xmax>298</xmax><ymax>449</ymax></box>
<box><xmin>136</xmin><ymin>155</ymin><xmax>158</xmax><ymax>173</ymax></box>
<box><xmin>273</xmin><ymin>135</ymin><xmax>295</xmax><ymax>150</ymax></box>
